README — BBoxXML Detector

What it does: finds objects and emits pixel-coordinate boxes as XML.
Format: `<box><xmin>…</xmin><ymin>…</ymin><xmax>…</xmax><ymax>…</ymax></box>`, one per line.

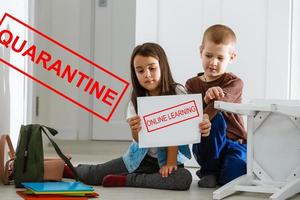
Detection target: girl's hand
<box><xmin>204</xmin><ymin>86</ymin><xmax>225</xmax><ymax>104</ymax></box>
<box><xmin>199</xmin><ymin>114</ymin><xmax>211</xmax><ymax>137</ymax></box>
<box><xmin>127</xmin><ymin>115</ymin><xmax>141</xmax><ymax>142</ymax></box>
<box><xmin>159</xmin><ymin>164</ymin><xmax>178</xmax><ymax>178</ymax></box>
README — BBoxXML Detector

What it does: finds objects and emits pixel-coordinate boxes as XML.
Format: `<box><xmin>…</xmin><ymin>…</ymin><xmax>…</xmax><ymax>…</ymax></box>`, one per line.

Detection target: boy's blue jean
<box><xmin>192</xmin><ymin>112</ymin><xmax>247</xmax><ymax>185</ymax></box>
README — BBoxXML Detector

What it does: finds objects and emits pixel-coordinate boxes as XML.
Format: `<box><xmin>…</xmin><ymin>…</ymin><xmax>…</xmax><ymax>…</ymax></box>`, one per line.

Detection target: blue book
<box><xmin>22</xmin><ymin>182</ymin><xmax>94</xmax><ymax>193</ymax></box>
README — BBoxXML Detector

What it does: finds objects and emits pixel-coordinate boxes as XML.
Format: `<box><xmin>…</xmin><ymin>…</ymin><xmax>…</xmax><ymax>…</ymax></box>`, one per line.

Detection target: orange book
<box><xmin>17</xmin><ymin>191</ymin><xmax>99</xmax><ymax>200</ymax></box>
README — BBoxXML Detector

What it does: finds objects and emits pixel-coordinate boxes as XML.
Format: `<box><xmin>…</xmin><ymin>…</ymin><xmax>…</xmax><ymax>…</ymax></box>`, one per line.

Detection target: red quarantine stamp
<box><xmin>0</xmin><ymin>13</ymin><xmax>129</xmax><ymax>122</ymax></box>
<box><xmin>142</xmin><ymin>100</ymin><xmax>200</xmax><ymax>133</ymax></box>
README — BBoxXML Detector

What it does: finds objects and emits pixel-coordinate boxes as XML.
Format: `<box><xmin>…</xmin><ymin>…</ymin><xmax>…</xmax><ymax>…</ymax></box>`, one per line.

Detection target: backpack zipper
<box><xmin>23</xmin><ymin>125</ymin><xmax>32</xmax><ymax>173</ymax></box>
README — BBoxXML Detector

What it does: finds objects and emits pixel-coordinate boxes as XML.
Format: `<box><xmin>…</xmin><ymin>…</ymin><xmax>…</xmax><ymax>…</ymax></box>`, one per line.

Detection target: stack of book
<box><xmin>17</xmin><ymin>181</ymin><xmax>99</xmax><ymax>200</ymax></box>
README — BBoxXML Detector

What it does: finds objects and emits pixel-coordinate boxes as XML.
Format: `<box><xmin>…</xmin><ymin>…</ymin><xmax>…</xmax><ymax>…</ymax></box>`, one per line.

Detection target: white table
<box><xmin>213</xmin><ymin>100</ymin><xmax>300</xmax><ymax>200</ymax></box>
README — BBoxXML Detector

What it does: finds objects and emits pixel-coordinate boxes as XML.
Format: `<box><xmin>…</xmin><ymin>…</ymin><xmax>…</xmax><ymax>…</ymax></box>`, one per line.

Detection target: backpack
<box><xmin>0</xmin><ymin>134</ymin><xmax>15</xmax><ymax>185</ymax></box>
<box><xmin>13</xmin><ymin>124</ymin><xmax>79</xmax><ymax>188</ymax></box>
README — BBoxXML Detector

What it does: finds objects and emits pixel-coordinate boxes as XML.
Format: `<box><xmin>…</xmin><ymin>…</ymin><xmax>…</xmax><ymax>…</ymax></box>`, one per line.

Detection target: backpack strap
<box><xmin>0</xmin><ymin>134</ymin><xmax>15</xmax><ymax>184</ymax></box>
<box><xmin>40</xmin><ymin>127</ymin><xmax>79</xmax><ymax>181</ymax></box>
<box><xmin>42</xmin><ymin>126</ymin><xmax>58</xmax><ymax>136</ymax></box>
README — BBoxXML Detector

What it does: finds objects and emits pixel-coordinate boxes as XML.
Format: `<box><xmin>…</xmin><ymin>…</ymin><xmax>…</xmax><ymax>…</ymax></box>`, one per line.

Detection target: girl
<box><xmin>64</xmin><ymin>43</ymin><xmax>211</xmax><ymax>190</ymax></box>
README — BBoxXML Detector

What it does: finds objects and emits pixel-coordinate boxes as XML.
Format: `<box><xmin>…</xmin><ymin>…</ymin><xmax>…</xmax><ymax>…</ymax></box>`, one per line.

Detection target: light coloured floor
<box><xmin>1</xmin><ymin>140</ymin><xmax>299</xmax><ymax>200</ymax></box>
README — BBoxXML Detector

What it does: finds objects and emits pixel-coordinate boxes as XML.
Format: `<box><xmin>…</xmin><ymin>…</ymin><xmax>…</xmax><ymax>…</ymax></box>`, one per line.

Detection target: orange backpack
<box><xmin>0</xmin><ymin>134</ymin><xmax>15</xmax><ymax>185</ymax></box>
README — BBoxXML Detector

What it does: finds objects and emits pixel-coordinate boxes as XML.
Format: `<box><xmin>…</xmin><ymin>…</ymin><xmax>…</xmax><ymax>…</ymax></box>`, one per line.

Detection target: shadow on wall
<box><xmin>0</xmin><ymin>29</ymin><xmax>11</xmax><ymax>134</ymax></box>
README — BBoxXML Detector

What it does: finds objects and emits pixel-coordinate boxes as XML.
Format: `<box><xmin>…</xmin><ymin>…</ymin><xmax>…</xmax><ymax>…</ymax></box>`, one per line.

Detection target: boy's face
<box><xmin>200</xmin><ymin>40</ymin><xmax>236</xmax><ymax>81</ymax></box>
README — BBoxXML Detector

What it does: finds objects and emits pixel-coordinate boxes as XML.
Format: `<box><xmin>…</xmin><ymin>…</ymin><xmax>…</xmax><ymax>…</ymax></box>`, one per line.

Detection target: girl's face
<box><xmin>133</xmin><ymin>55</ymin><xmax>161</xmax><ymax>96</ymax></box>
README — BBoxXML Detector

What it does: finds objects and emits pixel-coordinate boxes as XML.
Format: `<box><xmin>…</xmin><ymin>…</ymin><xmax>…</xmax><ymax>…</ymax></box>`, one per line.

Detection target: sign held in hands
<box><xmin>138</xmin><ymin>94</ymin><xmax>202</xmax><ymax>148</ymax></box>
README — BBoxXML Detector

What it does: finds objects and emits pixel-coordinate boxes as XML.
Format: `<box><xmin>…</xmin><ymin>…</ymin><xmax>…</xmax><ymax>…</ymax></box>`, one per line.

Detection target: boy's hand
<box><xmin>127</xmin><ymin>115</ymin><xmax>141</xmax><ymax>142</ymax></box>
<box><xmin>199</xmin><ymin>114</ymin><xmax>211</xmax><ymax>137</ymax></box>
<box><xmin>204</xmin><ymin>86</ymin><xmax>225</xmax><ymax>104</ymax></box>
<box><xmin>159</xmin><ymin>164</ymin><xmax>178</xmax><ymax>178</ymax></box>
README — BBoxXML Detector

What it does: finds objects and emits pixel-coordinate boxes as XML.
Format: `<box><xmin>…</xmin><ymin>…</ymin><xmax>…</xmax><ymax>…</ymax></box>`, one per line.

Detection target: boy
<box><xmin>185</xmin><ymin>24</ymin><xmax>247</xmax><ymax>188</ymax></box>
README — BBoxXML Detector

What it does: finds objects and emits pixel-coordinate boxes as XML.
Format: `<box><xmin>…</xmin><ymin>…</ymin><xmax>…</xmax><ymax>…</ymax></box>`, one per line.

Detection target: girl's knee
<box><xmin>76</xmin><ymin>164</ymin><xmax>103</xmax><ymax>185</ymax></box>
<box><xmin>172</xmin><ymin>168</ymin><xmax>192</xmax><ymax>190</ymax></box>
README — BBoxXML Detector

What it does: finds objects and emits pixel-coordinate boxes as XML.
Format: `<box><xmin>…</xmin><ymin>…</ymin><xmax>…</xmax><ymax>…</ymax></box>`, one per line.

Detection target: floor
<box><xmin>1</xmin><ymin>140</ymin><xmax>299</xmax><ymax>200</ymax></box>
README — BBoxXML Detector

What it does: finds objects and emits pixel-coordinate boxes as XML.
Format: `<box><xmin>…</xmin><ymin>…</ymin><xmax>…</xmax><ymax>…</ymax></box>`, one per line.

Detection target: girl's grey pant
<box><xmin>76</xmin><ymin>155</ymin><xmax>192</xmax><ymax>190</ymax></box>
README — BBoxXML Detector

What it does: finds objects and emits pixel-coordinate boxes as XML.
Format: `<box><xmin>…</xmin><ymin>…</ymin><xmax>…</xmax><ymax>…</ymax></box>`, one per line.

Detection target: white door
<box><xmin>33</xmin><ymin>0</ymin><xmax>96</xmax><ymax>140</ymax></box>
<box><xmin>92</xmin><ymin>0</ymin><xmax>135</xmax><ymax>140</ymax></box>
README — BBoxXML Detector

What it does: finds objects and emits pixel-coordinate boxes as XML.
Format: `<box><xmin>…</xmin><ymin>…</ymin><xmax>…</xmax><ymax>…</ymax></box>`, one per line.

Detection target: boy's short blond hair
<box><xmin>201</xmin><ymin>24</ymin><xmax>236</xmax><ymax>48</ymax></box>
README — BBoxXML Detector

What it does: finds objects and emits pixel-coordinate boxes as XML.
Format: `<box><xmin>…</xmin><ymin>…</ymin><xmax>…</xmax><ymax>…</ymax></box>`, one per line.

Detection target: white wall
<box><xmin>265</xmin><ymin>0</ymin><xmax>292</xmax><ymax>99</ymax></box>
<box><xmin>157</xmin><ymin>0</ymin><xmax>203</xmax><ymax>88</ymax></box>
<box><xmin>155</xmin><ymin>0</ymin><xmax>292</xmax><ymax>102</ymax></box>
<box><xmin>32</xmin><ymin>0</ymin><xmax>297</xmax><ymax>140</ymax></box>
<box><xmin>135</xmin><ymin>0</ymin><xmax>158</xmax><ymax>44</ymax></box>
<box><xmin>0</xmin><ymin>0</ymin><xmax>29</xmax><ymax>147</ymax></box>
<box><xmin>92</xmin><ymin>0</ymin><xmax>135</xmax><ymax>140</ymax></box>
<box><xmin>291</xmin><ymin>0</ymin><xmax>300</xmax><ymax>99</ymax></box>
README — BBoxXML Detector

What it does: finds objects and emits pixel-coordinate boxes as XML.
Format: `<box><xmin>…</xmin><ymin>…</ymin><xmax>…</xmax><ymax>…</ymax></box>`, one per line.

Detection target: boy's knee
<box><xmin>211</xmin><ymin>112</ymin><xmax>227</xmax><ymax>132</ymax></box>
<box><xmin>192</xmin><ymin>112</ymin><xmax>227</xmax><ymax>161</ymax></box>
<box><xmin>172</xmin><ymin>168</ymin><xmax>192</xmax><ymax>190</ymax></box>
<box><xmin>218</xmin><ymin>157</ymin><xmax>246</xmax><ymax>185</ymax></box>
<box><xmin>192</xmin><ymin>143</ymin><xmax>201</xmax><ymax>162</ymax></box>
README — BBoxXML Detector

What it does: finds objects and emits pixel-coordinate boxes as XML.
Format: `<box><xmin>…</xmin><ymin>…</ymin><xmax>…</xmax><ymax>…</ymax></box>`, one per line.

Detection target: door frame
<box><xmin>25</xmin><ymin>0</ymin><xmax>36</xmax><ymax>125</ymax></box>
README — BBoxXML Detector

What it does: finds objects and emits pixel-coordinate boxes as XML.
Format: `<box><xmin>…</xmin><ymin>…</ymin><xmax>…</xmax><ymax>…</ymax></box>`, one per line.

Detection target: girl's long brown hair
<box><xmin>130</xmin><ymin>43</ymin><xmax>177</xmax><ymax>112</ymax></box>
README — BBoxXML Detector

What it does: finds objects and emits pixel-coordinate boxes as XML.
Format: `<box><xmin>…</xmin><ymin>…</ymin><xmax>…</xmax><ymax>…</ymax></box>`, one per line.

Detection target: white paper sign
<box><xmin>137</xmin><ymin>94</ymin><xmax>202</xmax><ymax>148</ymax></box>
